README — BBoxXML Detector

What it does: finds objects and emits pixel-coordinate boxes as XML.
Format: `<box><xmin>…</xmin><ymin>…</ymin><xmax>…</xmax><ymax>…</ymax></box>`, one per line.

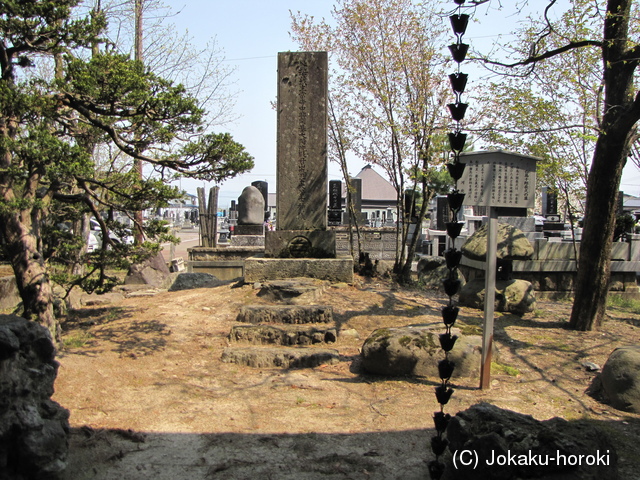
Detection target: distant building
<box><xmin>342</xmin><ymin>165</ymin><xmax>397</xmax><ymax>226</ymax></box>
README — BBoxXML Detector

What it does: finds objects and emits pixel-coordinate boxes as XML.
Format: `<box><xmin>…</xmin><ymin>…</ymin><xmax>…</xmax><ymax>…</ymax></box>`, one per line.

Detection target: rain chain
<box><xmin>428</xmin><ymin>1</ymin><xmax>470</xmax><ymax>478</ymax></box>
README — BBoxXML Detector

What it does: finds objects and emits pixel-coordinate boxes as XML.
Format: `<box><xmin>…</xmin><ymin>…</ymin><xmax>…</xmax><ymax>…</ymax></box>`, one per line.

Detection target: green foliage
<box><xmin>607</xmin><ymin>295</ymin><xmax>640</xmax><ymax>314</ymax></box>
<box><xmin>614</xmin><ymin>214</ymin><xmax>636</xmax><ymax>241</ymax></box>
<box><xmin>0</xmin><ymin>0</ymin><xmax>253</xmax><ymax>303</ymax></box>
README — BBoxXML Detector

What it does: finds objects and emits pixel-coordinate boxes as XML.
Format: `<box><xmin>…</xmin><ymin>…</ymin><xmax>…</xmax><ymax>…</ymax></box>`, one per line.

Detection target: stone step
<box><xmin>236</xmin><ymin>305</ymin><xmax>333</xmax><ymax>324</ymax></box>
<box><xmin>229</xmin><ymin>324</ymin><xmax>337</xmax><ymax>346</ymax></box>
<box><xmin>221</xmin><ymin>346</ymin><xmax>340</xmax><ymax>369</ymax></box>
<box><xmin>256</xmin><ymin>278</ymin><xmax>327</xmax><ymax>305</ymax></box>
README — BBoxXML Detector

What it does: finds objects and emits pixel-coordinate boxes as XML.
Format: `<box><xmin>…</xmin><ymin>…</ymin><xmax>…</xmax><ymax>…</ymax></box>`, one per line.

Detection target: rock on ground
<box><xmin>442</xmin><ymin>402</ymin><xmax>618</xmax><ymax>480</ymax></box>
<box><xmin>598</xmin><ymin>345</ymin><xmax>640</xmax><ymax>413</ymax></box>
<box><xmin>360</xmin><ymin>326</ymin><xmax>483</xmax><ymax>378</ymax></box>
<box><xmin>125</xmin><ymin>252</ymin><xmax>171</xmax><ymax>287</ymax></box>
<box><xmin>0</xmin><ymin>314</ymin><xmax>70</xmax><ymax>479</ymax></box>
<box><xmin>168</xmin><ymin>272</ymin><xmax>227</xmax><ymax>291</ymax></box>
<box><xmin>461</xmin><ymin>222</ymin><xmax>534</xmax><ymax>261</ymax></box>
<box><xmin>459</xmin><ymin>278</ymin><xmax>536</xmax><ymax>315</ymax></box>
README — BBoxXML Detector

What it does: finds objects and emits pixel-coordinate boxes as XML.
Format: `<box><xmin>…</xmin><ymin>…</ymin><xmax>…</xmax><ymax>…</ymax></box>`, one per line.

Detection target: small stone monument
<box><xmin>231</xmin><ymin>185</ymin><xmax>265</xmax><ymax>247</ymax></box>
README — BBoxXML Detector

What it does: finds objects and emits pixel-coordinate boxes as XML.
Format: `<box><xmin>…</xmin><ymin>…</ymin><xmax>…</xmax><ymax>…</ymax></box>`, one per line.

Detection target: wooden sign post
<box><xmin>458</xmin><ymin>150</ymin><xmax>538</xmax><ymax>389</ymax></box>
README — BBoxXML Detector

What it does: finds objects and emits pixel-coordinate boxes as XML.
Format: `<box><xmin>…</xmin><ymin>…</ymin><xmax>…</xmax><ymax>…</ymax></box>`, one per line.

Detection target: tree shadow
<box><xmin>61</xmin><ymin>306</ymin><xmax>169</xmax><ymax>357</ymax></box>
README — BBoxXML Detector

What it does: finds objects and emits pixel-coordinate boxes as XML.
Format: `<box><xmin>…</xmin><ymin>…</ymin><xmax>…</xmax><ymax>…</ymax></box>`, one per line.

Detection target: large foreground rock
<box><xmin>459</xmin><ymin>278</ymin><xmax>535</xmax><ymax>315</ymax></box>
<box><xmin>461</xmin><ymin>222</ymin><xmax>534</xmax><ymax>261</ymax></box>
<box><xmin>442</xmin><ymin>402</ymin><xmax>617</xmax><ymax>480</ymax></box>
<box><xmin>599</xmin><ymin>346</ymin><xmax>640</xmax><ymax>413</ymax></box>
<box><xmin>0</xmin><ymin>315</ymin><xmax>70</xmax><ymax>479</ymax></box>
<box><xmin>361</xmin><ymin>326</ymin><xmax>483</xmax><ymax>378</ymax></box>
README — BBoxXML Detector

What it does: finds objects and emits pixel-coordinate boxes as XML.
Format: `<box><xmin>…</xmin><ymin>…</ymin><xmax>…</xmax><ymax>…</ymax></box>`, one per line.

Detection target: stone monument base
<box><xmin>188</xmin><ymin>246</ymin><xmax>264</xmax><ymax>281</ymax></box>
<box><xmin>230</xmin><ymin>235</ymin><xmax>265</xmax><ymax>247</ymax></box>
<box><xmin>265</xmin><ymin>230</ymin><xmax>336</xmax><ymax>258</ymax></box>
<box><xmin>244</xmin><ymin>256</ymin><xmax>354</xmax><ymax>284</ymax></box>
<box><xmin>235</xmin><ymin>224</ymin><xmax>264</xmax><ymax>236</ymax></box>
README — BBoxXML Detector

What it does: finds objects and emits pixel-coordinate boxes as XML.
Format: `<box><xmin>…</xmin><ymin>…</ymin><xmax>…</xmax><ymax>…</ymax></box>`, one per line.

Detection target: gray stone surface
<box><xmin>244</xmin><ymin>257</ymin><xmax>354</xmax><ymax>283</ymax></box>
<box><xmin>221</xmin><ymin>346</ymin><xmax>340</xmax><ymax>368</ymax></box>
<box><xmin>276</xmin><ymin>51</ymin><xmax>328</xmax><ymax>231</ymax></box>
<box><xmin>417</xmin><ymin>255</ymin><xmax>466</xmax><ymax>289</ymax></box>
<box><xmin>459</xmin><ymin>278</ymin><xmax>536</xmax><ymax>315</ymax></box>
<box><xmin>257</xmin><ymin>278</ymin><xmax>326</xmax><ymax>305</ymax></box>
<box><xmin>599</xmin><ymin>346</ymin><xmax>640</xmax><ymax>413</ymax></box>
<box><xmin>462</xmin><ymin>222</ymin><xmax>534</xmax><ymax>261</ymax></box>
<box><xmin>442</xmin><ymin>402</ymin><xmax>617</xmax><ymax>480</ymax></box>
<box><xmin>0</xmin><ymin>275</ymin><xmax>20</xmax><ymax>312</ymax></box>
<box><xmin>236</xmin><ymin>305</ymin><xmax>334</xmax><ymax>324</ymax></box>
<box><xmin>124</xmin><ymin>252</ymin><xmax>171</xmax><ymax>287</ymax></box>
<box><xmin>168</xmin><ymin>272</ymin><xmax>227</xmax><ymax>291</ymax></box>
<box><xmin>229</xmin><ymin>325</ymin><xmax>337</xmax><ymax>345</ymax></box>
<box><xmin>0</xmin><ymin>314</ymin><xmax>70</xmax><ymax>479</ymax></box>
<box><xmin>265</xmin><ymin>230</ymin><xmax>336</xmax><ymax>259</ymax></box>
<box><xmin>360</xmin><ymin>326</ymin><xmax>483</xmax><ymax>378</ymax></box>
<box><xmin>230</xmin><ymin>235</ymin><xmax>265</xmax><ymax>247</ymax></box>
<box><xmin>237</xmin><ymin>185</ymin><xmax>265</xmax><ymax>225</ymax></box>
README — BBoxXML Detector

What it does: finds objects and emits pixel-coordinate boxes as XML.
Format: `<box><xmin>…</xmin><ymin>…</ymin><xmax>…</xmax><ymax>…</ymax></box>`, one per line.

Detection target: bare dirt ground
<box><xmin>52</xmin><ymin>276</ymin><xmax>640</xmax><ymax>479</ymax></box>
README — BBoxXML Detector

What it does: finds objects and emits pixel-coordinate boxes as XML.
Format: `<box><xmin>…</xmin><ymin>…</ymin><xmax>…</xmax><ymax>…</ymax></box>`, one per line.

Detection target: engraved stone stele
<box><xmin>235</xmin><ymin>185</ymin><xmax>265</xmax><ymax>237</ymax></box>
<box><xmin>275</xmin><ymin>51</ymin><xmax>328</xmax><ymax>231</ymax></box>
<box><xmin>264</xmin><ymin>51</ymin><xmax>336</xmax><ymax>259</ymax></box>
<box><xmin>238</xmin><ymin>186</ymin><xmax>265</xmax><ymax>225</ymax></box>
<box><xmin>248</xmin><ymin>51</ymin><xmax>352</xmax><ymax>281</ymax></box>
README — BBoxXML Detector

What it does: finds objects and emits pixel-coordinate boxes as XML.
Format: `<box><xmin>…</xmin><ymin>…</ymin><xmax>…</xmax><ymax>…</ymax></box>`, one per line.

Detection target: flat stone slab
<box><xmin>244</xmin><ymin>256</ymin><xmax>354</xmax><ymax>283</ymax></box>
<box><xmin>236</xmin><ymin>305</ymin><xmax>333</xmax><ymax>324</ymax></box>
<box><xmin>257</xmin><ymin>278</ymin><xmax>326</xmax><ymax>304</ymax></box>
<box><xmin>221</xmin><ymin>346</ymin><xmax>340</xmax><ymax>368</ymax></box>
<box><xmin>229</xmin><ymin>325</ymin><xmax>337</xmax><ymax>346</ymax></box>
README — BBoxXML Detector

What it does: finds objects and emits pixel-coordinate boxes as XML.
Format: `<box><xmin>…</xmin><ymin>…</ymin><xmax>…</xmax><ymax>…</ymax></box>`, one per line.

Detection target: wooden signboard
<box><xmin>456</xmin><ymin>150</ymin><xmax>539</xmax><ymax>389</ymax></box>
<box><xmin>458</xmin><ymin>150</ymin><xmax>537</xmax><ymax>209</ymax></box>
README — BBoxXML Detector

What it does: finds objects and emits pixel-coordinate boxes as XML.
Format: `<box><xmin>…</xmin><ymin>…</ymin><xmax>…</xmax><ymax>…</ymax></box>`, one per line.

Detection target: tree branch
<box><xmin>476</xmin><ymin>40</ymin><xmax>602</xmax><ymax>68</ymax></box>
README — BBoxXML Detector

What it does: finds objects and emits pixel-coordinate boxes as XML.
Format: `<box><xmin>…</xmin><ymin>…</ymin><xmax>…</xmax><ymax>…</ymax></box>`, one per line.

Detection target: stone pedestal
<box><xmin>231</xmin><ymin>235</ymin><xmax>265</xmax><ymax>247</ymax></box>
<box><xmin>265</xmin><ymin>230</ymin><xmax>336</xmax><ymax>258</ymax></box>
<box><xmin>244</xmin><ymin>256</ymin><xmax>354</xmax><ymax>283</ymax></box>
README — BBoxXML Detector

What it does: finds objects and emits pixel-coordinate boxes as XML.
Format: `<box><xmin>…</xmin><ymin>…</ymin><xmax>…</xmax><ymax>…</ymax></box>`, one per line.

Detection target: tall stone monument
<box><xmin>246</xmin><ymin>51</ymin><xmax>352</xmax><ymax>283</ymax></box>
<box><xmin>265</xmin><ymin>51</ymin><xmax>336</xmax><ymax>258</ymax></box>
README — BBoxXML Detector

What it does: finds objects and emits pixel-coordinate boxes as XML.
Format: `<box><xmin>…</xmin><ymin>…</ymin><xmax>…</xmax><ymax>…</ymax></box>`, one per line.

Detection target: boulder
<box><xmin>461</xmin><ymin>222</ymin><xmax>534</xmax><ymax>261</ymax></box>
<box><xmin>599</xmin><ymin>346</ymin><xmax>640</xmax><ymax>413</ymax></box>
<box><xmin>0</xmin><ymin>314</ymin><xmax>70</xmax><ymax>479</ymax></box>
<box><xmin>416</xmin><ymin>256</ymin><xmax>465</xmax><ymax>289</ymax></box>
<box><xmin>361</xmin><ymin>326</ymin><xmax>484</xmax><ymax>378</ymax></box>
<box><xmin>459</xmin><ymin>279</ymin><xmax>535</xmax><ymax>315</ymax></box>
<box><xmin>124</xmin><ymin>252</ymin><xmax>171</xmax><ymax>287</ymax></box>
<box><xmin>168</xmin><ymin>272</ymin><xmax>227</xmax><ymax>291</ymax></box>
<box><xmin>442</xmin><ymin>402</ymin><xmax>617</xmax><ymax>480</ymax></box>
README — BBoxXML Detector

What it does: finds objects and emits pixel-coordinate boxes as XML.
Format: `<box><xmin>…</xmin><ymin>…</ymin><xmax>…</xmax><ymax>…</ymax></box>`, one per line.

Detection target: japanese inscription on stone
<box><xmin>457</xmin><ymin>151</ymin><xmax>537</xmax><ymax>209</ymax></box>
<box><xmin>276</xmin><ymin>51</ymin><xmax>328</xmax><ymax>230</ymax></box>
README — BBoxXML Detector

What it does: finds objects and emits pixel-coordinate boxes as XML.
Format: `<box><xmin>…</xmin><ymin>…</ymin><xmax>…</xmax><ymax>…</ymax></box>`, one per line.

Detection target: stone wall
<box><xmin>334</xmin><ymin>227</ymin><xmax>397</xmax><ymax>261</ymax></box>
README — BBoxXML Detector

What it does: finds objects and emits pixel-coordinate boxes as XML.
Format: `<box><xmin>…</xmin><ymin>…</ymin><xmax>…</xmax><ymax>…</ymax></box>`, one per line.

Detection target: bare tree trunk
<box><xmin>569</xmin><ymin>0</ymin><xmax>639</xmax><ymax>331</ymax></box>
<box><xmin>570</xmin><ymin>134</ymin><xmax>630</xmax><ymax>330</ymax></box>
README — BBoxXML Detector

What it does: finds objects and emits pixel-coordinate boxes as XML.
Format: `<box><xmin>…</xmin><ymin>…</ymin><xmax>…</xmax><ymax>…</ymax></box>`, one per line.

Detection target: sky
<box><xmin>157</xmin><ymin>0</ymin><xmax>640</xmax><ymax>207</ymax></box>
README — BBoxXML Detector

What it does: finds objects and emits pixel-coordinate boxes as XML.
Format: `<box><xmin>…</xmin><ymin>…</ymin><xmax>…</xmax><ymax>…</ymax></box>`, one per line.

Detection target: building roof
<box><xmin>349</xmin><ymin>165</ymin><xmax>397</xmax><ymax>201</ymax></box>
